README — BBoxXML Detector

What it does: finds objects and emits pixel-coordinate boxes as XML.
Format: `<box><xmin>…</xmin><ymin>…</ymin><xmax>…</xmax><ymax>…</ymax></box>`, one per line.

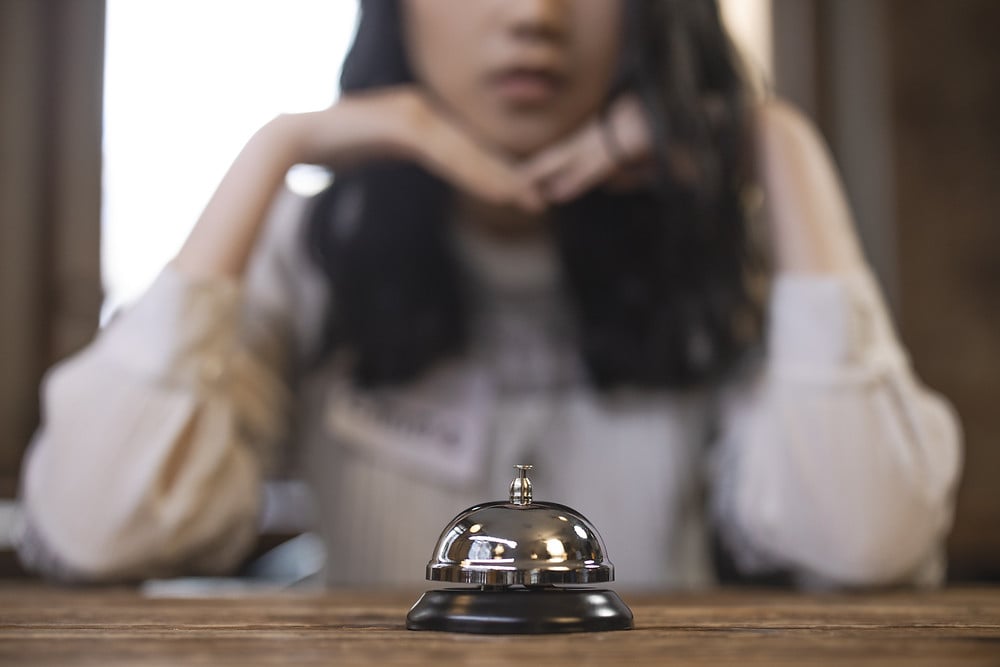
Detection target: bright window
<box><xmin>101</xmin><ymin>0</ymin><xmax>359</xmax><ymax>317</ymax></box>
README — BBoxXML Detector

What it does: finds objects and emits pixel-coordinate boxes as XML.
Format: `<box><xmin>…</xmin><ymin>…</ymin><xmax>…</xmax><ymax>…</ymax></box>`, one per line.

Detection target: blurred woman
<box><xmin>19</xmin><ymin>0</ymin><xmax>961</xmax><ymax>589</ymax></box>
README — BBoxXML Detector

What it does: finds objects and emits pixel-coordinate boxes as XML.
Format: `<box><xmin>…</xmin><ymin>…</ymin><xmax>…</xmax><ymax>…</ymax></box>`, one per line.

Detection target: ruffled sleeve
<box><xmin>18</xmin><ymin>189</ymin><xmax>319</xmax><ymax>581</ymax></box>
<box><xmin>711</xmin><ymin>268</ymin><xmax>962</xmax><ymax>587</ymax></box>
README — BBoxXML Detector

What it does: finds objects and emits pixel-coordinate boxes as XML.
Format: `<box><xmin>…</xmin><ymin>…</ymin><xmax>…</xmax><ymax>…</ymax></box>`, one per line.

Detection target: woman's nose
<box><xmin>505</xmin><ymin>0</ymin><xmax>568</xmax><ymax>43</ymax></box>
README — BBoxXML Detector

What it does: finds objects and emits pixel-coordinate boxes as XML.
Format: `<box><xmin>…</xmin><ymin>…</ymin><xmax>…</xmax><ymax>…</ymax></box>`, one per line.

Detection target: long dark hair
<box><xmin>307</xmin><ymin>0</ymin><xmax>765</xmax><ymax>390</ymax></box>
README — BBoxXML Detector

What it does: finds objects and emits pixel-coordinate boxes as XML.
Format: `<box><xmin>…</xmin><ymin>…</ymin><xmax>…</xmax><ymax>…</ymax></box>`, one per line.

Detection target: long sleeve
<box><xmin>711</xmin><ymin>267</ymin><xmax>962</xmax><ymax>588</ymax></box>
<box><xmin>17</xmin><ymin>190</ymin><xmax>320</xmax><ymax>582</ymax></box>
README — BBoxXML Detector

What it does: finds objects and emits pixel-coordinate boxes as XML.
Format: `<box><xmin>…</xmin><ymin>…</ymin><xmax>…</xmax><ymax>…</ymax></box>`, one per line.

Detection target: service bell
<box><xmin>406</xmin><ymin>465</ymin><xmax>634</xmax><ymax>633</ymax></box>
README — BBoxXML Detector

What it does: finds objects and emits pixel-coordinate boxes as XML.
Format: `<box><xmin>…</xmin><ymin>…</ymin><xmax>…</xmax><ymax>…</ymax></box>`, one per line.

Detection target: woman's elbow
<box><xmin>18</xmin><ymin>443</ymin><xmax>261</xmax><ymax>583</ymax></box>
<box><xmin>19</xmin><ymin>495</ymin><xmax>259</xmax><ymax>584</ymax></box>
<box><xmin>806</xmin><ymin>522</ymin><xmax>943</xmax><ymax>587</ymax></box>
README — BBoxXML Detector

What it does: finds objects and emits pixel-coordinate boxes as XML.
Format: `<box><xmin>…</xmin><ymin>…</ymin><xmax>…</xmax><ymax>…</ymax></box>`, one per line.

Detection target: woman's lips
<box><xmin>489</xmin><ymin>68</ymin><xmax>564</xmax><ymax>106</ymax></box>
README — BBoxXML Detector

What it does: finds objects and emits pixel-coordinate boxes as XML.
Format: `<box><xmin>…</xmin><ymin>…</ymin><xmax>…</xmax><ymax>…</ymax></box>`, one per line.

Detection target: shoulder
<box><xmin>260</xmin><ymin>186</ymin><xmax>314</xmax><ymax>257</ymax></box>
<box><xmin>750</xmin><ymin>97</ymin><xmax>830</xmax><ymax>169</ymax></box>
<box><xmin>244</xmin><ymin>185</ymin><xmax>329</xmax><ymax>341</ymax></box>
<box><xmin>746</xmin><ymin>98</ymin><xmax>863</xmax><ymax>272</ymax></box>
<box><xmin>752</xmin><ymin>97</ymin><xmax>811</xmax><ymax>132</ymax></box>
<box><xmin>243</xmin><ymin>185</ymin><xmax>316</xmax><ymax>302</ymax></box>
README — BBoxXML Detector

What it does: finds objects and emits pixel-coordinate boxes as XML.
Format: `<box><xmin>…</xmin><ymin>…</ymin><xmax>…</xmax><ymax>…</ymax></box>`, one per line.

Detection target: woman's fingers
<box><xmin>520</xmin><ymin>93</ymin><xmax>653</xmax><ymax>204</ymax></box>
<box><xmin>520</xmin><ymin>142</ymin><xmax>576</xmax><ymax>185</ymax></box>
<box><xmin>521</xmin><ymin>123</ymin><xmax>615</xmax><ymax>203</ymax></box>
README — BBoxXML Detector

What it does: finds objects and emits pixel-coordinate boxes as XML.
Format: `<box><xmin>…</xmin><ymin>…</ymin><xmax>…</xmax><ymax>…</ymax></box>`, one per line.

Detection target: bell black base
<box><xmin>406</xmin><ymin>587</ymin><xmax>633</xmax><ymax>634</ymax></box>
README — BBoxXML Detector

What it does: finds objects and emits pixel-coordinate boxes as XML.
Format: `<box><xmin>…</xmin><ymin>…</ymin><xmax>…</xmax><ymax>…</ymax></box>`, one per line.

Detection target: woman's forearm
<box><xmin>170</xmin><ymin>87</ymin><xmax>542</xmax><ymax>280</ymax></box>
<box><xmin>171</xmin><ymin>92</ymin><xmax>414</xmax><ymax>280</ymax></box>
<box><xmin>173</xmin><ymin>115</ymin><xmax>302</xmax><ymax>280</ymax></box>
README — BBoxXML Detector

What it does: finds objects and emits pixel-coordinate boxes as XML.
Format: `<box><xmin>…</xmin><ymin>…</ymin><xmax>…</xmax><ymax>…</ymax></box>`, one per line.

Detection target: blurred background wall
<box><xmin>771</xmin><ymin>0</ymin><xmax>1000</xmax><ymax>581</ymax></box>
<box><xmin>0</xmin><ymin>0</ymin><xmax>997</xmax><ymax>580</ymax></box>
<box><xmin>0</xmin><ymin>1</ymin><xmax>105</xmax><ymax>497</ymax></box>
<box><xmin>887</xmin><ymin>0</ymin><xmax>1000</xmax><ymax>580</ymax></box>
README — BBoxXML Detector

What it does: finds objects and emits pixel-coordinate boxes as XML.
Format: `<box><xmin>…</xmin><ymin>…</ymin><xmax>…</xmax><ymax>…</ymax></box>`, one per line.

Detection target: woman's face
<box><xmin>402</xmin><ymin>0</ymin><xmax>624</xmax><ymax>157</ymax></box>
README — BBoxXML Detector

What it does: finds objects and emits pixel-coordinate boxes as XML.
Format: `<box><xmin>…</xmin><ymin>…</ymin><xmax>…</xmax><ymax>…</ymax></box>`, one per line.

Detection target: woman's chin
<box><xmin>472</xmin><ymin>119</ymin><xmax>580</xmax><ymax>159</ymax></box>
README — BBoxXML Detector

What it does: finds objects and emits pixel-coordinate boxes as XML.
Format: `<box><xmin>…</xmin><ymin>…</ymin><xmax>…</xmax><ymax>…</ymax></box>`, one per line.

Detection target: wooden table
<box><xmin>1</xmin><ymin>585</ymin><xmax>998</xmax><ymax>665</ymax></box>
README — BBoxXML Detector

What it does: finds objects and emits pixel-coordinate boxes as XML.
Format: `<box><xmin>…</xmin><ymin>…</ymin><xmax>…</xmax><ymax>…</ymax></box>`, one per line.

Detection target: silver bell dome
<box><xmin>425</xmin><ymin>465</ymin><xmax>615</xmax><ymax>586</ymax></box>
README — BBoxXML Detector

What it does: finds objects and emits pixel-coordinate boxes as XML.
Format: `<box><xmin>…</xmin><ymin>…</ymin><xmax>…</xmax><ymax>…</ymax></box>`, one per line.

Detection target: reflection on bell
<box><xmin>406</xmin><ymin>465</ymin><xmax>634</xmax><ymax>634</ymax></box>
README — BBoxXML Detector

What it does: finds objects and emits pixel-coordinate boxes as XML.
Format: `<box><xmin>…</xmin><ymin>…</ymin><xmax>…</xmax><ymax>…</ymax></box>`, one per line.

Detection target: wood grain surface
<box><xmin>0</xmin><ymin>585</ymin><xmax>998</xmax><ymax>666</ymax></box>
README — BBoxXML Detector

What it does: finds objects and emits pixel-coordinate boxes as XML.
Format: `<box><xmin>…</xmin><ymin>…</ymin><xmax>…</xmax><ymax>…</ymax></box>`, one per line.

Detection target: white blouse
<box><xmin>18</xmin><ymin>190</ymin><xmax>962</xmax><ymax>590</ymax></box>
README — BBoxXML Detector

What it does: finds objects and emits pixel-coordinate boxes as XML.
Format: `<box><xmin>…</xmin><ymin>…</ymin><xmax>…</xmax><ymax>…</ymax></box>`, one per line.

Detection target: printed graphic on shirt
<box><xmin>324</xmin><ymin>365</ymin><xmax>493</xmax><ymax>486</ymax></box>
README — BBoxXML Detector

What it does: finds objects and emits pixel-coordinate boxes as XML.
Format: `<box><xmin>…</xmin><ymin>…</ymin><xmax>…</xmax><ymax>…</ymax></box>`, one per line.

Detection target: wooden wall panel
<box><xmin>888</xmin><ymin>0</ymin><xmax>1000</xmax><ymax>580</ymax></box>
<box><xmin>0</xmin><ymin>0</ymin><xmax>104</xmax><ymax>496</ymax></box>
